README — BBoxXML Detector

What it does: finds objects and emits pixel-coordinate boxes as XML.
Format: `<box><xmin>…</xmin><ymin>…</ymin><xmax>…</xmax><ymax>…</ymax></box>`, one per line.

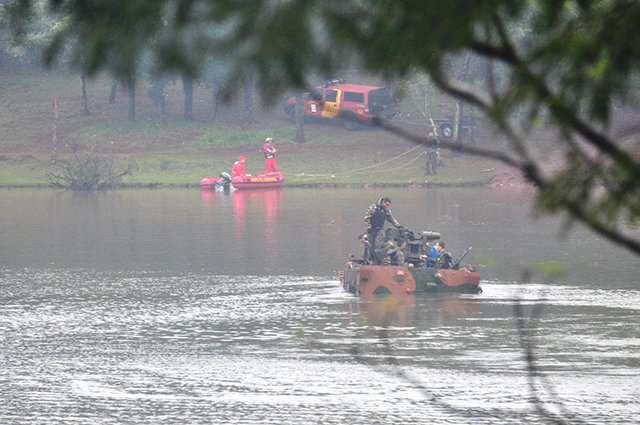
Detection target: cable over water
<box><xmin>294</xmin><ymin>141</ymin><xmax>426</xmax><ymax>182</ymax></box>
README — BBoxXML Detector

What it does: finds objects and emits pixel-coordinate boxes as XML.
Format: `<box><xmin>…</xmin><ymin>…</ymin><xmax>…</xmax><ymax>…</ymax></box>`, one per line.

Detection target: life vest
<box><xmin>369</xmin><ymin>204</ymin><xmax>386</xmax><ymax>230</ymax></box>
<box><xmin>264</xmin><ymin>144</ymin><xmax>275</xmax><ymax>159</ymax></box>
<box><xmin>441</xmin><ymin>251</ymin><xmax>453</xmax><ymax>269</ymax></box>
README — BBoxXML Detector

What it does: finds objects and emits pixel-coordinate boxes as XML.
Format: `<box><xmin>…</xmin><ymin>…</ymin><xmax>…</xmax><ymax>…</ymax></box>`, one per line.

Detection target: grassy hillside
<box><xmin>0</xmin><ymin>72</ymin><xmax>505</xmax><ymax>188</ymax></box>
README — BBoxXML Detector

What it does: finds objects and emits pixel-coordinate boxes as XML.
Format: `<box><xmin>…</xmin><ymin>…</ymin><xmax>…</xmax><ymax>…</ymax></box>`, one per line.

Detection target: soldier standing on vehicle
<box><xmin>263</xmin><ymin>137</ymin><xmax>278</xmax><ymax>173</ymax></box>
<box><xmin>364</xmin><ymin>197</ymin><xmax>403</xmax><ymax>265</ymax></box>
<box><xmin>358</xmin><ymin>233</ymin><xmax>372</xmax><ymax>264</ymax></box>
<box><xmin>425</xmin><ymin>132</ymin><xmax>439</xmax><ymax>175</ymax></box>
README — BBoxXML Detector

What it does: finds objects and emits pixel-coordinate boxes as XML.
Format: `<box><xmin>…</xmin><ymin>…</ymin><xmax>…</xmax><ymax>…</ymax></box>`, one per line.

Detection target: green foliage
<box><xmin>73</xmin><ymin>119</ymin><xmax>209</xmax><ymax>150</ymax></box>
<box><xmin>191</xmin><ymin>129</ymin><xmax>279</xmax><ymax>147</ymax></box>
<box><xmin>46</xmin><ymin>152</ymin><xmax>137</xmax><ymax>190</ymax></box>
<box><xmin>536</xmin><ymin>149</ymin><xmax>640</xmax><ymax>228</ymax></box>
<box><xmin>2</xmin><ymin>0</ymin><xmax>69</xmax><ymax>71</ymax></box>
<box><xmin>159</xmin><ymin>158</ymin><xmax>173</xmax><ymax>171</ymax></box>
<box><xmin>84</xmin><ymin>120</ymin><xmax>163</xmax><ymax>137</ymax></box>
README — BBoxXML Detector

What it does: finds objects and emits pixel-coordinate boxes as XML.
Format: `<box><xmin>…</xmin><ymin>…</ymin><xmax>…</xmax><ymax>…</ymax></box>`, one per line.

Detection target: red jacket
<box><xmin>232</xmin><ymin>161</ymin><xmax>246</xmax><ymax>178</ymax></box>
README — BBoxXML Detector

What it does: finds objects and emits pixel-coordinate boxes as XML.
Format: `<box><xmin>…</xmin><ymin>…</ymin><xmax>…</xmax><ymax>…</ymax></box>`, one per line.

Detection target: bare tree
<box><xmin>294</xmin><ymin>92</ymin><xmax>306</xmax><ymax>143</ymax></box>
<box><xmin>51</xmin><ymin>66</ymin><xmax>58</xmax><ymax>165</ymax></box>
<box><xmin>147</xmin><ymin>78</ymin><xmax>168</xmax><ymax>123</ymax></box>
<box><xmin>80</xmin><ymin>70</ymin><xmax>90</xmax><ymax>116</ymax></box>
<box><xmin>243</xmin><ymin>67</ymin><xmax>256</xmax><ymax>124</ymax></box>
<box><xmin>108</xmin><ymin>79</ymin><xmax>117</xmax><ymax>104</ymax></box>
<box><xmin>210</xmin><ymin>81</ymin><xmax>221</xmax><ymax>124</ymax></box>
<box><xmin>183</xmin><ymin>76</ymin><xmax>194</xmax><ymax>121</ymax></box>
<box><xmin>127</xmin><ymin>76</ymin><xmax>135</xmax><ymax>122</ymax></box>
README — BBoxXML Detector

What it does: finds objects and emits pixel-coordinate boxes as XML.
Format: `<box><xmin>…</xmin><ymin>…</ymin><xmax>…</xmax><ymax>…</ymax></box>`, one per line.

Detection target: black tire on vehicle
<box><xmin>440</xmin><ymin>123</ymin><xmax>453</xmax><ymax>138</ymax></box>
<box><xmin>341</xmin><ymin>111</ymin><xmax>361</xmax><ymax>131</ymax></box>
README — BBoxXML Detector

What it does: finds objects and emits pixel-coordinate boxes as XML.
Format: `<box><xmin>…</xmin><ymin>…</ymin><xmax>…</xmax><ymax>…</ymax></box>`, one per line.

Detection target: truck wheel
<box><xmin>440</xmin><ymin>123</ymin><xmax>453</xmax><ymax>138</ymax></box>
<box><xmin>341</xmin><ymin>112</ymin><xmax>361</xmax><ymax>131</ymax></box>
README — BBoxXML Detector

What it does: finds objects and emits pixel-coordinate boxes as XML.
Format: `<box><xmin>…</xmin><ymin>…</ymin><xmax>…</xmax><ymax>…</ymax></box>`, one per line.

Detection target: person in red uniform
<box><xmin>263</xmin><ymin>137</ymin><xmax>278</xmax><ymax>173</ymax></box>
<box><xmin>232</xmin><ymin>156</ymin><xmax>246</xmax><ymax>178</ymax></box>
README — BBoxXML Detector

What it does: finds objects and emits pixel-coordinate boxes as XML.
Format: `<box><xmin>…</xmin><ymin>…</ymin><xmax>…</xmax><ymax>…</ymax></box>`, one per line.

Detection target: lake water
<box><xmin>1</xmin><ymin>187</ymin><xmax>639</xmax><ymax>424</ymax></box>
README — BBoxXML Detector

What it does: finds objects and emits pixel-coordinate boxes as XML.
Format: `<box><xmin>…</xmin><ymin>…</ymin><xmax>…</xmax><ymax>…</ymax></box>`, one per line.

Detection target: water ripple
<box><xmin>2</xmin><ymin>269</ymin><xmax>639</xmax><ymax>424</ymax></box>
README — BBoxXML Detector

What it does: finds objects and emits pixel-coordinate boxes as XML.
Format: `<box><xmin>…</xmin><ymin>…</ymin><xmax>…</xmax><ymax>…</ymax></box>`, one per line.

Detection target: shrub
<box><xmin>46</xmin><ymin>153</ymin><xmax>137</xmax><ymax>190</ymax></box>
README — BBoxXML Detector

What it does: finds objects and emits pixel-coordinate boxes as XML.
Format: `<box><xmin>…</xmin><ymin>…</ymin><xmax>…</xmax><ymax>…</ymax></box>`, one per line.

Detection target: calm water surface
<box><xmin>1</xmin><ymin>187</ymin><xmax>639</xmax><ymax>424</ymax></box>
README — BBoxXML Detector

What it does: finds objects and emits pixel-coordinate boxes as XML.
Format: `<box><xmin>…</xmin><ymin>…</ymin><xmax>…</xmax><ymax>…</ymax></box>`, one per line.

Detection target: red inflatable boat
<box><xmin>200</xmin><ymin>172</ymin><xmax>284</xmax><ymax>190</ymax></box>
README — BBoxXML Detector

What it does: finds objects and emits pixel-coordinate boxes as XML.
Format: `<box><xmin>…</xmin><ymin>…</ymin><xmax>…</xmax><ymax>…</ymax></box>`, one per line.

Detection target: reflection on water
<box><xmin>201</xmin><ymin>187</ymin><xmax>285</xmax><ymax>269</ymax></box>
<box><xmin>1</xmin><ymin>187</ymin><xmax>640</xmax><ymax>424</ymax></box>
<box><xmin>357</xmin><ymin>293</ymin><xmax>483</xmax><ymax>327</ymax></box>
<box><xmin>231</xmin><ymin>189</ymin><xmax>283</xmax><ymax>260</ymax></box>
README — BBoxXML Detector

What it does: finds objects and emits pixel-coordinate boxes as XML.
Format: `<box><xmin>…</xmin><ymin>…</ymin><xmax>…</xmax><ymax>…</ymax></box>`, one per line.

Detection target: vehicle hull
<box><xmin>199</xmin><ymin>176</ymin><xmax>223</xmax><ymax>189</ymax></box>
<box><xmin>200</xmin><ymin>172</ymin><xmax>284</xmax><ymax>190</ymax></box>
<box><xmin>231</xmin><ymin>172</ymin><xmax>284</xmax><ymax>189</ymax></box>
<box><xmin>340</xmin><ymin>264</ymin><xmax>481</xmax><ymax>296</ymax></box>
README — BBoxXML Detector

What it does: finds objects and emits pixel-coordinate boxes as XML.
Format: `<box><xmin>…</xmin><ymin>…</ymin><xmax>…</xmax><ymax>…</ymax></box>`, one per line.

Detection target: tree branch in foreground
<box><xmin>374</xmin><ymin>117</ymin><xmax>640</xmax><ymax>258</ymax></box>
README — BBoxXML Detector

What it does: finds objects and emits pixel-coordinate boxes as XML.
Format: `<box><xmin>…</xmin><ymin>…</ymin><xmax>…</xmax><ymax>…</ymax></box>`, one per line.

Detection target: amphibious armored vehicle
<box><xmin>340</xmin><ymin>228</ymin><xmax>481</xmax><ymax>296</ymax></box>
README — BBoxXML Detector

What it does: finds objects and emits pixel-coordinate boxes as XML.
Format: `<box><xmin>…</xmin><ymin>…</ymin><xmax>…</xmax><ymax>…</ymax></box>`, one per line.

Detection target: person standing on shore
<box><xmin>263</xmin><ymin>137</ymin><xmax>278</xmax><ymax>173</ymax></box>
<box><xmin>425</xmin><ymin>132</ymin><xmax>439</xmax><ymax>175</ymax></box>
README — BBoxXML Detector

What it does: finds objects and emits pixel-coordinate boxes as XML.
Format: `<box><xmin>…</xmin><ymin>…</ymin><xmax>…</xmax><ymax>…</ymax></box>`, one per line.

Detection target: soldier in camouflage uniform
<box><xmin>423</xmin><ymin>241</ymin><xmax>453</xmax><ymax>269</ymax></box>
<box><xmin>364</xmin><ymin>197</ymin><xmax>403</xmax><ymax>265</ymax></box>
<box><xmin>387</xmin><ymin>238</ymin><xmax>407</xmax><ymax>266</ymax></box>
<box><xmin>358</xmin><ymin>233</ymin><xmax>372</xmax><ymax>264</ymax></box>
<box><xmin>425</xmin><ymin>132</ymin><xmax>439</xmax><ymax>175</ymax></box>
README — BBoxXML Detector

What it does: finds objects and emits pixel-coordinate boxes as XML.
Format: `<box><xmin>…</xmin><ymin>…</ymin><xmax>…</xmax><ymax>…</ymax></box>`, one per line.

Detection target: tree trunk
<box><xmin>109</xmin><ymin>79</ymin><xmax>117</xmax><ymax>104</ymax></box>
<box><xmin>452</xmin><ymin>100</ymin><xmax>463</xmax><ymax>156</ymax></box>
<box><xmin>127</xmin><ymin>77</ymin><xmax>136</xmax><ymax>122</ymax></box>
<box><xmin>160</xmin><ymin>95</ymin><xmax>167</xmax><ymax>124</ymax></box>
<box><xmin>453</xmin><ymin>52</ymin><xmax>471</xmax><ymax>156</ymax></box>
<box><xmin>183</xmin><ymin>76</ymin><xmax>194</xmax><ymax>121</ymax></box>
<box><xmin>468</xmin><ymin>104</ymin><xmax>476</xmax><ymax>145</ymax></box>
<box><xmin>80</xmin><ymin>71</ymin><xmax>90</xmax><ymax>116</ymax></box>
<box><xmin>295</xmin><ymin>92</ymin><xmax>306</xmax><ymax>143</ymax></box>
<box><xmin>211</xmin><ymin>82</ymin><xmax>221</xmax><ymax>124</ymax></box>
<box><xmin>148</xmin><ymin>79</ymin><xmax>168</xmax><ymax>123</ymax></box>
<box><xmin>51</xmin><ymin>68</ymin><xmax>59</xmax><ymax>165</ymax></box>
<box><xmin>243</xmin><ymin>67</ymin><xmax>256</xmax><ymax>124</ymax></box>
